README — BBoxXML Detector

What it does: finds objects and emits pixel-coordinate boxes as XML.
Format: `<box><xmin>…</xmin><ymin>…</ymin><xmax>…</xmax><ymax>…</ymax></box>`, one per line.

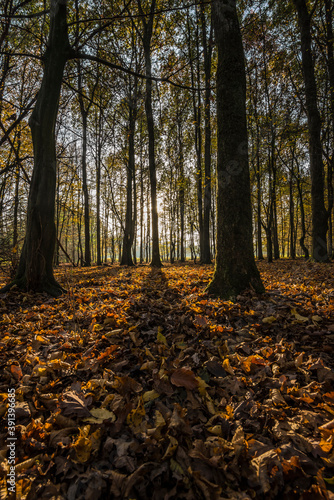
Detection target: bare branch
<box><xmin>72</xmin><ymin>50</ymin><xmax>214</xmax><ymax>92</ymax></box>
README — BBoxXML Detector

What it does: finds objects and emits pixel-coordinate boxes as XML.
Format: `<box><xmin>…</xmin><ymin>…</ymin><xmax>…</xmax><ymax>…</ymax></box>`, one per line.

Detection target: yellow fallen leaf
<box><xmin>36</xmin><ymin>335</ymin><xmax>48</xmax><ymax>343</ymax></box>
<box><xmin>162</xmin><ymin>435</ymin><xmax>178</xmax><ymax>459</ymax></box>
<box><xmin>140</xmin><ymin>361</ymin><xmax>156</xmax><ymax>371</ymax></box>
<box><xmin>157</xmin><ymin>327</ymin><xmax>168</xmax><ymax>346</ymax></box>
<box><xmin>85</xmin><ymin>379</ymin><xmax>106</xmax><ymax>391</ymax></box>
<box><xmin>143</xmin><ymin>390</ymin><xmax>160</xmax><ymax>403</ymax></box>
<box><xmin>295</xmin><ymin>352</ymin><xmax>304</xmax><ymax>368</ymax></box>
<box><xmin>145</xmin><ymin>348</ymin><xmax>156</xmax><ymax>361</ymax></box>
<box><xmin>291</xmin><ymin>308</ymin><xmax>308</xmax><ymax>323</ymax></box>
<box><xmin>208</xmin><ymin>425</ymin><xmax>223</xmax><ymax>437</ymax></box>
<box><xmin>73</xmin><ymin>426</ymin><xmax>91</xmax><ymax>463</ymax></box>
<box><xmin>203</xmin><ymin>392</ymin><xmax>216</xmax><ymax>415</ymax></box>
<box><xmin>127</xmin><ymin>398</ymin><xmax>145</xmax><ymax>430</ymax></box>
<box><xmin>15</xmin><ymin>455</ymin><xmax>41</xmax><ymax>472</ymax></box>
<box><xmin>90</xmin><ymin>427</ymin><xmax>102</xmax><ymax>454</ymax></box>
<box><xmin>262</xmin><ymin>316</ymin><xmax>277</xmax><ymax>324</ymax></box>
<box><xmin>93</xmin><ymin>323</ymin><xmax>104</xmax><ymax>332</ymax></box>
<box><xmin>222</xmin><ymin>358</ymin><xmax>235</xmax><ymax>375</ymax></box>
<box><xmin>154</xmin><ymin>410</ymin><xmax>165</xmax><ymax>429</ymax></box>
<box><xmin>83</xmin><ymin>408</ymin><xmax>116</xmax><ymax>424</ymax></box>
<box><xmin>196</xmin><ymin>377</ymin><xmax>210</xmax><ymax>397</ymax></box>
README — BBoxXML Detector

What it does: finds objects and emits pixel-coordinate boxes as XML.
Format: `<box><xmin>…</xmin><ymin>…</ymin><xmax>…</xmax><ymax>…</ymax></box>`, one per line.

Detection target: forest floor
<box><xmin>0</xmin><ymin>260</ymin><xmax>334</xmax><ymax>499</ymax></box>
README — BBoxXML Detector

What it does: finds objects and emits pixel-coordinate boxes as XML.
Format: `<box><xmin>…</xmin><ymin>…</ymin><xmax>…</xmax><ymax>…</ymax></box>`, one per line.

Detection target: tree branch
<box><xmin>72</xmin><ymin>50</ymin><xmax>214</xmax><ymax>91</ymax></box>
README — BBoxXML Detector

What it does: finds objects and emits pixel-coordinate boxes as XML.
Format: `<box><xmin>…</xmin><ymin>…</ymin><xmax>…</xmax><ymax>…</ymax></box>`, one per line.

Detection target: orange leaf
<box><xmin>10</xmin><ymin>365</ymin><xmax>22</xmax><ymax>380</ymax></box>
<box><xmin>96</xmin><ymin>345</ymin><xmax>118</xmax><ymax>361</ymax></box>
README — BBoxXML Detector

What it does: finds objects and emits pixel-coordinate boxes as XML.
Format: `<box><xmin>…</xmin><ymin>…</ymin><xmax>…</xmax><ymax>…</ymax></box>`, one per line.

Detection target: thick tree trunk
<box><xmin>207</xmin><ymin>0</ymin><xmax>264</xmax><ymax>299</ymax></box>
<box><xmin>293</xmin><ymin>0</ymin><xmax>328</xmax><ymax>261</ymax></box>
<box><xmin>1</xmin><ymin>0</ymin><xmax>69</xmax><ymax>296</ymax></box>
<box><xmin>324</xmin><ymin>0</ymin><xmax>334</xmax><ymax>258</ymax></box>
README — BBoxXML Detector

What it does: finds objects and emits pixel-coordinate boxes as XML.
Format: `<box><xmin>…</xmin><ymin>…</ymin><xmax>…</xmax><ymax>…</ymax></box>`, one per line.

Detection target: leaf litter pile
<box><xmin>1</xmin><ymin>261</ymin><xmax>334</xmax><ymax>500</ymax></box>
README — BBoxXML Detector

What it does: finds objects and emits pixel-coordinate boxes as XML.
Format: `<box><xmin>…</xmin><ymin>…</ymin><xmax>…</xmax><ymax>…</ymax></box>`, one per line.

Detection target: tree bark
<box><xmin>324</xmin><ymin>0</ymin><xmax>334</xmax><ymax>258</ymax></box>
<box><xmin>1</xmin><ymin>0</ymin><xmax>70</xmax><ymax>296</ymax></box>
<box><xmin>139</xmin><ymin>0</ymin><xmax>162</xmax><ymax>268</ymax></box>
<box><xmin>293</xmin><ymin>0</ymin><xmax>329</xmax><ymax>261</ymax></box>
<box><xmin>77</xmin><ymin>61</ymin><xmax>92</xmax><ymax>267</ymax></box>
<box><xmin>200</xmin><ymin>4</ymin><xmax>212</xmax><ymax>264</ymax></box>
<box><xmin>207</xmin><ymin>0</ymin><xmax>264</xmax><ymax>299</ymax></box>
<box><xmin>289</xmin><ymin>170</ymin><xmax>296</xmax><ymax>259</ymax></box>
<box><xmin>121</xmin><ymin>80</ymin><xmax>137</xmax><ymax>266</ymax></box>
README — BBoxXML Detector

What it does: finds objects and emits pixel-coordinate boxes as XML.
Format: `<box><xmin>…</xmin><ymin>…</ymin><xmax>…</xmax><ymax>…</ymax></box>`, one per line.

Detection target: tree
<box><xmin>292</xmin><ymin>0</ymin><xmax>329</xmax><ymax>262</ymax></box>
<box><xmin>121</xmin><ymin>75</ymin><xmax>138</xmax><ymax>266</ymax></box>
<box><xmin>207</xmin><ymin>0</ymin><xmax>264</xmax><ymax>299</ymax></box>
<box><xmin>200</xmin><ymin>3</ymin><xmax>212</xmax><ymax>264</ymax></box>
<box><xmin>1</xmin><ymin>0</ymin><xmax>70</xmax><ymax>296</ymax></box>
<box><xmin>137</xmin><ymin>0</ymin><xmax>162</xmax><ymax>267</ymax></box>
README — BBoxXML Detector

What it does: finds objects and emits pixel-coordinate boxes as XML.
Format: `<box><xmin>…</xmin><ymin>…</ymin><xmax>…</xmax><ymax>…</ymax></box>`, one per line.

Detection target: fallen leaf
<box><xmin>170</xmin><ymin>368</ymin><xmax>199</xmax><ymax>390</ymax></box>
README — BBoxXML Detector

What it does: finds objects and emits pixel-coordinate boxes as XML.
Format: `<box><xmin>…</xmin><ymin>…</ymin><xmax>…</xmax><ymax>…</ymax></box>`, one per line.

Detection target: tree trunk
<box><xmin>1</xmin><ymin>0</ymin><xmax>69</xmax><ymax>296</ymax></box>
<box><xmin>121</xmin><ymin>83</ymin><xmax>137</xmax><ymax>266</ymax></box>
<box><xmin>293</xmin><ymin>0</ymin><xmax>328</xmax><ymax>261</ymax></box>
<box><xmin>324</xmin><ymin>0</ymin><xmax>334</xmax><ymax>258</ymax></box>
<box><xmin>96</xmin><ymin>106</ymin><xmax>102</xmax><ymax>266</ymax></box>
<box><xmin>140</xmin><ymin>132</ymin><xmax>144</xmax><ymax>264</ymax></box>
<box><xmin>177</xmin><ymin>119</ymin><xmax>185</xmax><ymax>262</ymax></box>
<box><xmin>140</xmin><ymin>0</ymin><xmax>162</xmax><ymax>268</ymax></box>
<box><xmin>201</xmin><ymin>4</ymin><xmax>212</xmax><ymax>264</ymax></box>
<box><xmin>289</xmin><ymin>171</ymin><xmax>296</xmax><ymax>259</ymax></box>
<box><xmin>297</xmin><ymin>170</ymin><xmax>310</xmax><ymax>259</ymax></box>
<box><xmin>207</xmin><ymin>0</ymin><xmax>264</xmax><ymax>299</ymax></box>
<box><xmin>257</xmin><ymin>172</ymin><xmax>263</xmax><ymax>259</ymax></box>
<box><xmin>187</xmin><ymin>11</ymin><xmax>204</xmax><ymax>262</ymax></box>
<box><xmin>77</xmin><ymin>61</ymin><xmax>91</xmax><ymax>267</ymax></box>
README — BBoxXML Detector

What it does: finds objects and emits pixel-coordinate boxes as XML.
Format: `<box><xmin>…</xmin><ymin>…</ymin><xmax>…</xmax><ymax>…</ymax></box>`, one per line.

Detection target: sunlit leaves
<box><xmin>0</xmin><ymin>261</ymin><xmax>334</xmax><ymax>498</ymax></box>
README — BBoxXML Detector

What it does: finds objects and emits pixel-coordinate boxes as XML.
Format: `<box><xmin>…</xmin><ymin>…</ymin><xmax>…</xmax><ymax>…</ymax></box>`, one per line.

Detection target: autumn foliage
<box><xmin>1</xmin><ymin>261</ymin><xmax>334</xmax><ymax>499</ymax></box>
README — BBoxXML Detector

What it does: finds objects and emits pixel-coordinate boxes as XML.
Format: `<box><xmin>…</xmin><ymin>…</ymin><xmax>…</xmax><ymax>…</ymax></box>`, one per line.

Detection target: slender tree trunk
<box><xmin>273</xmin><ymin>191</ymin><xmax>280</xmax><ymax>259</ymax></box>
<box><xmin>201</xmin><ymin>4</ymin><xmax>212</xmax><ymax>264</ymax></box>
<box><xmin>257</xmin><ymin>172</ymin><xmax>263</xmax><ymax>260</ymax></box>
<box><xmin>207</xmin><ymin>0</ymin><xmax>264</xmax><ymax>299</ymax></box>
<box><xmin>178</xmin><ymin>120</ymin><xmax>185</xmax><ymax>262</ymax></box>
<box><xmin>2</xmin><ymin>0</ymin><xmax>69</xmax><ymax>296</ymax></box>
<box><xmin>140</xmin><ymin>145</ymin><xmax>144</xmax><ymax>264</ymax></box>
<box><xmin>296</xmin><ymin>160</ymin><xmax>310</xmax><ymax>258</ymax></box>
<box><xmin>121</xmin><ymin>83</ymin><xmax>137</xmax><ymax>266</ymax></box>
<box><xmin>289</xmin><ymin>171</ymin><xmax>296</xmax><ymax>259</ymax></box>
<box><xmin>13</xmin><ymin>162</ymin><xmax>20</xmax><ymax>250</ymax></box>
<box><xmin>187</xmin><ymin>11</ymin><xmax>203</xmax><ymax>262</ymax></box>
<box><xmin>139</xmin><ymin>0</ymin><xmax>162</xmax><ymax>267</ymax></box>
<box><xmin>96</xmin><ymin>108</ymin><xmax>102</xmax><ymax>266</ymax></box>
<box><xmin>77</xmin><ymin>66</ymin><xmax>91</xmax><ymax>266</ymax></box>
<box><xmin>293</xmin><ymin>0</ymin><xmax>328</xmax><ymax>261</ymax></box>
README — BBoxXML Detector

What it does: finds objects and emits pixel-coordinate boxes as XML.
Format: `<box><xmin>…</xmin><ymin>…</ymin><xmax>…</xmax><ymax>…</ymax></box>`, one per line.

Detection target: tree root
<box><xmin>0</xmin><ymin>275</ymin><xmax>66</xmax><ymax>298</ymax></box>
